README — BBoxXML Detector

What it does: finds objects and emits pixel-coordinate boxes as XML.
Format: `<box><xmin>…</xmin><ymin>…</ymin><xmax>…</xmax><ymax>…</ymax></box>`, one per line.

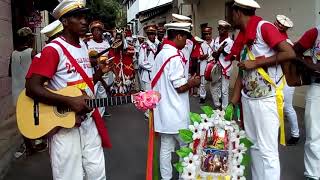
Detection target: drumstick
<box><xmin>100</xmin><ymin>56</ymin><xmax>114</xmax><ymax>63</ymax></box>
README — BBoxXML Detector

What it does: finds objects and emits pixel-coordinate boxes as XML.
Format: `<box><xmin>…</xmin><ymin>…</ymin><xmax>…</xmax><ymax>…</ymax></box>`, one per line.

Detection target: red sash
<box><xmin>52</xmin><ymin>40</ymin><xmax>112</xmax><ymax>149</ymax></box>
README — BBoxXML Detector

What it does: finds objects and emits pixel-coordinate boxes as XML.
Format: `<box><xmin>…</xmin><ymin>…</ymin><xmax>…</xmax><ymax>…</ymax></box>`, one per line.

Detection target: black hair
<box><xmin>167</xmin><ymin>29</ymin><xmax>191</xmax><ymax>40</ymax></box>
<box><xmin>232</xmin><ymin>5</ymin><xmax>256</xmax><ymax>16</ymax></box>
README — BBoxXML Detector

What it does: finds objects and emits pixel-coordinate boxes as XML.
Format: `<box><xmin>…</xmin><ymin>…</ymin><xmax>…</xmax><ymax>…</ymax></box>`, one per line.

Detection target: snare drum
<box><xmin>204</xmin><ymin>61</ymin><xmax>221</xmax><ymax>83</ymax></box>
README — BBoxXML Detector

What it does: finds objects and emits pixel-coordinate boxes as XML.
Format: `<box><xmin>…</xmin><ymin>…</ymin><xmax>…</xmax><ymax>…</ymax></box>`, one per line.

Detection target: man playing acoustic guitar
<box><xmin>25</xmin><ymin>0</ymin><xmax>111</xmax><ymax>179</ymax></box>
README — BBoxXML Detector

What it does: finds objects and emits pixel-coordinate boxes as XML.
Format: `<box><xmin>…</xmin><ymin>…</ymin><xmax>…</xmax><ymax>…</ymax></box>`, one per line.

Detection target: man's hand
<box><xmin>238</xmin><ymin>60</ymin><xmax>257</xmax><ymax>71</ymax></box>
<box><xmin>217</xmin><ymin>42</ymin><xmax>227</xmax><ymax>53</ymax></box>
<box><xmin>99</xmin><ymin>61</ymin><xmax>114</xmax><ymax>74</ymax></box>
<box><xmin>67</xmin><ymin>95</ymin><xmax>92</xmax><ymax>115</ymax></box>
<box><xmin>188</xmin><ymin>74</ymin><xmax>201</xmax><ymax>87</ymax></box>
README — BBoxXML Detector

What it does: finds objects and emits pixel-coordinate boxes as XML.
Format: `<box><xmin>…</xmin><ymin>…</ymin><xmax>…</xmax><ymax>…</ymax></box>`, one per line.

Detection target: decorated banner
<box><xmin>174</xmin><ymin>106</ymin><xmax>252</xmax><ymax>180</ymax></box>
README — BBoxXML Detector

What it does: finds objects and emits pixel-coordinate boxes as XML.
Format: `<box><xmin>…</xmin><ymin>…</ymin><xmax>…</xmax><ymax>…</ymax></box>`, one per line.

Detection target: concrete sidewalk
<box><xmin>4</xmin><ymin>97</ymin><xmax>307</xmax><ymax>180</ymax></box>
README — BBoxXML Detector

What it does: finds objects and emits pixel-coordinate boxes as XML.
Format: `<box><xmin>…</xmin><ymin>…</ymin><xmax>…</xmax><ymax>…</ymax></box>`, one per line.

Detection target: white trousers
<box><xmin>199</xmin><ymin>76</ymin><xmax>207</xmax><ymax>99</ymax></box>
<box><xmin>283</xmin><ymin>84</ymin><xmax>299</xmax><ymax>137</ymax></box>
<box><xmin>304</xmin><ymin>84</ymin><xmax>320</xmax><ymax>179</ymax></box>
<box><xmin>209</xmin><ymin>76</ymin><xmax>229</xmax><ymax>109</ymax></box>
<box><xmin>50</xmin><ymin>118</ymin><xmax>106</xmax><ymax>180</ymax></box>
<box><xmin>242</xmin><ymin>96</ymin><xmax>280</xmax><ymax>180</ymax></box>
<box><xmin>160</xmin><ymin>134</ymin><xmax>186</xmax><ymax>180</ymax></box>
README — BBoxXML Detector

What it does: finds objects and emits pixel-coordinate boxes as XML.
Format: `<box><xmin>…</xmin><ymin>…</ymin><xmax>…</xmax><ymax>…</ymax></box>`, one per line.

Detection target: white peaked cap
<box><xmin>172</xmin><ymin>13</ymin><xmax>192</xmax><ymax>23</ymax></box>
<box><xmin>276</xmin><ymin>15</ymin><xmax>293</xmax><ymax>28</ymax></box>
<box><xmin>234</xmin><ymin>0</ymin><xmax>260</xmax><ymax>9</ymax></box>
<box><xmin>40</xmin><ymin>20</ymin><xmax>63</xmax><ymax>38</ymax></box>
<box><xmin>53</xmin><ymin>0</ymin><xmax>87</xmax><ymax>19</ymax></box>
<box><xmin>218</xmin><ymin>20</ymin><xmax>231</xmax><ymax>27</ymax></box>
<box><xmin>164</xmin><ymin>22</ymin><xmax>192</xmax><ymax>33</ymax></box>
<box><xmin>194</xmin><ymin>36</ymin><xmax>204</xmax><ymax>43</ymax></box>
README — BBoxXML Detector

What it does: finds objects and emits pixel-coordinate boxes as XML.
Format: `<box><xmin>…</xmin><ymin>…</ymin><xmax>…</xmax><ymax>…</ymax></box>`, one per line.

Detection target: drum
<box><xmin>204</xmin><ymin>61</ymin><xmax>221</xmax><ymax>83</ymax></box>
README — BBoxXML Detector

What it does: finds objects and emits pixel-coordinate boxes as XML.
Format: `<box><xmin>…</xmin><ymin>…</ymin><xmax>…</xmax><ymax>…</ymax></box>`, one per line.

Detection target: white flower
<box><xmin>182</xmin><ymin>153</ymin><xmax>200</xmax><ymax>169</ymax></box>
<box><xmin>232</xmin><ymin>176</ymin><xmax>246</xmax><ymax>180</ymax></box>
<box><xmin>216</xmin><ymin>109</ymin><xmax>225</xmax><ymax>118</ymax></box>
<box><xmin>199</xmin><ymin>115</ymin><xmax>213</xmax><ymax>130</ymax></box>
<box><xmin>230</xmin><ymin>130</ymin><xmax>246</xmax><ymax>149</ymax></box>
<box><xmin>231</xmin><ymin>165</ymin><xmax>245</xmax><ymax>177</ymax></box>
<box><xmin>189</xmin><ymin>122</ymin><xmax>202</xmax><ymax>140</ymax></box>
<box><xmin>181</xmin><ymin>165</ymin><xmax>196</xmax><ymax>180</ymax></box>
<box><xmin>232</xmin><ymin>153</ymin><xmax>243</xmax><ymax>166</ymax></box>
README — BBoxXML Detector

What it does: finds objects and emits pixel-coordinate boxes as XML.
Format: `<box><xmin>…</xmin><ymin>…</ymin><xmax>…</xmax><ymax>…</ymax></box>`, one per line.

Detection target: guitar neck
<box><xmin>85</xmin><ymin>95</ymin><xmax>133</xmax><ymax>108</ymax></box>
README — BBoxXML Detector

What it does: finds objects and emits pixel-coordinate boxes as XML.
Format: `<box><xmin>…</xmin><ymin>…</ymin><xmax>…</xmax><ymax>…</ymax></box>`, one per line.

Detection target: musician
<box><xmin>294</xmin><ymin>25</ymin><xmax>320</xmax><ymax>180</ymax></box>
<box><xmin>172</xmin><ymin>14</ymin><xmax>194</xmax><ymax>72</ymax></box>
<box><xmin>25</xmin><ymin>0</ymin><xmax>112</xmax><ymax>179</ymax></box>
<box><xmin>199</xmin><ymin>26</ymin><xmax>214</xmax><ymax>104</ymax></box>
<box><xmin>138</xmin><ymin>25</ymin><xmax>159</xmax><ymax>91</ymax></box>
<box><xmin>109</xmin><ymin>29</ymin><xmax>135</xmax><ymax>95</ymax></box>
<box><xmin>228</xmin><ymin>0</ymin><xmax>295</xmax><ymax>179</ymax></box>
<box><xmin>210</xmin><ymin>20</ymin><xmax>234</xmax><ymax>110</ymax></box>
<box><xmin>151</xmin><ymin>21</ymin><xmax>200</xmax><ymax>180</ymax></box>
<box><xmin>273</xmin><ymin>15</ymin><xmax>300</xmax><ymax>145</ymax></box>
<box><xmin>190</xmin><ymin>36</ymin><xmax>205</xmax><ymax>96</ymax></box>
<box><xmin>87</xmin><ymin>20</ymin><xmax>112</xmax><ymax>118</ymax></box>
<box><xmin>157</xmin><ymin>25</ymin><xmax>166</xmax><ymax>43</ymax></box>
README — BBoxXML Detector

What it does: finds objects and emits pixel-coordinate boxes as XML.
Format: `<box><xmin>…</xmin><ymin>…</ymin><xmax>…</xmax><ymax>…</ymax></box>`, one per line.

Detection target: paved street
<box><xmin>4</xmin><ymin>97</ymin><xmax>306</xmax><ymax>180</ymax></box>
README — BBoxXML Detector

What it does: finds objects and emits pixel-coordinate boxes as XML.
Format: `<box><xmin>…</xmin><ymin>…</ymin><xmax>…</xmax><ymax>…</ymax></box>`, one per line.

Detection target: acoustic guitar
<box><xmin>16</xmin><ymin>86</ymin><xmax>135</xmax><ymax>139</ymax></box>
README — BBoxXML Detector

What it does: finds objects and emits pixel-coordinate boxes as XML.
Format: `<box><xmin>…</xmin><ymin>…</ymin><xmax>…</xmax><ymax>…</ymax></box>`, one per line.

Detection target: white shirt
<box><xmin>138</xmin><ymin>39</ymin><xmax>158</xmax><ymax>83</ymax></box>
<box><xmin>200</xmin><ymin>39</ymin><xmax>214</xmax><ymax>75</ymax></box>
<box><xmin>11</xmin><ymin>48</ymin><xmax>33</xmax><ymax>105</ymax></box>
<box><xmin>87</xmin><ymin>39</ymin><xmax>110</xmax><ymax>57</ymax></box>
<box><xmin>151</xmin><ymin>43</ymin><xmax>190</xmax><ymax>134</ymax></box>
<box><xmin>213</xmin><ymin>36</ymin><xmax>234</xmax><ymax>76</ymax></box>
<box><xmin>45</xmin><ymin>37</ymin><xmax>94</xmax><ymax>97</ymax></box>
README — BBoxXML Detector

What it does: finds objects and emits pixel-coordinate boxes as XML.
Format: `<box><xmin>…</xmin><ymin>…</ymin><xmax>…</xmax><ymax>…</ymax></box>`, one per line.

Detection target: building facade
<box><xmin>124</xmin><ymin>0</ymin><xmax>192</xmax><ymax>35</ymax></box>
<box><xmin>0</xmin><ymin>0</ymin><xmax>21</xmax><ymax>179</ymax></box>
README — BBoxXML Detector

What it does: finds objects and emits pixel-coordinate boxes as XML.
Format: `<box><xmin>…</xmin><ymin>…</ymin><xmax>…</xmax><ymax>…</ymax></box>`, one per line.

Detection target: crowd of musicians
<box><xmin>9</xmin><ymin>0</ymin><xmax>320</xmax><ymax>179</ymax></box>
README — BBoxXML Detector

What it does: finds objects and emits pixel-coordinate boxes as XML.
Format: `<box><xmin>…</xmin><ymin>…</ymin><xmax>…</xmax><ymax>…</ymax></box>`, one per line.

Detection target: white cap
<box><xmin>164</xmin><ymin>22</ymin><xmax>192</xmax><ymax>33</ymax></box>
<box><xmin>40</xmin><ymin>20</ymin><xmax>63</xmax><ymax>38</ymax></box>
<box><xmin>126</xmin><ymin>37</ymin><xmax>133</xmax><ymax>41</ymax></box>
<box><xmin>172</xmin><ymin>13</ymin><xmax>192</xmax><ymax>23</ymax></box>
<box><xmin>218</xmin><ymin>20</ymin><xmax>231</xmax><ymax>27</ymax></box>
<box><xmin>52</xmin><ymin>0</ymin><xmax>87</xmax><ymax>19</ymax></box>
<box><xmin>276</xmin><ymin>15</ymin><xmax>293</xmax><ymax>28</ymax></box>
<box><xmin>132</xmin><ymin>35</ymin><xmax>137</xmax><ymax>39</ymax></box>
<box><xmin>137</xmin><ymin>35</ymin><xmax>146</xmax><ymax>39</ymax></box>
<box><xmin>234</xmin><ymin>0</ymin><xmax>260</xmax><ymax>9</ymax></box>
<box><xmin>194</xmin><ymin>36</ymin><xmax>204</xmax><ymax>43</ymax></box>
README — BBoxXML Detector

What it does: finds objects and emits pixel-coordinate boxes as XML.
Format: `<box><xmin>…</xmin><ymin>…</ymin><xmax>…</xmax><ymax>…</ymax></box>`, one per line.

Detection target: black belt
<box><xmin>314</xmin><ymin>78</ymin><xmax>320</xmax><ymax>83</ymax></box>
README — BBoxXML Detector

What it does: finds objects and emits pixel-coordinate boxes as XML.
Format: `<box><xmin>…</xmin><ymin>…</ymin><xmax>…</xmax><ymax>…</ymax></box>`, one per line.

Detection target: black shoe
<box><xmin>306</xmin><ymin>177</ymin><xmax>318</xmax><ymax>180</ymax></box>
<box><xmin>199</xmin><ymin>98</ymin><xmax>205</xmax><ymax>104</ymax></box>
<box><xmin>286</xmin><ymin>136</ymin><xmax>300</xmax><ymax>146</ymax></box>
<box><xmin>104</xmin><ymin>112</ymin><xmax>111</xmax><ymax>117</ymax></box>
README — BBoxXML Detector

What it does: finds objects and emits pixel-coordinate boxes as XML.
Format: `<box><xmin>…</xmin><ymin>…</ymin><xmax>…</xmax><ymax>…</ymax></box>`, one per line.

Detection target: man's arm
<box><xmin>176</xmin><ymin>75</ymin><xmax>201</xmax><ymax>93</ymax></box>
<box><xmin>230</xmin><ymin>74</ymin><xmax>242</xmax><ymax>105</ymax></box>
<box><xmin>238</xmin><ymin>41</ymin><xmax>296</xmax><ymax>70</ymax></box>
<box><xmin>26</xmin><ymin>75</ymin><xmax>91</xmax><ymax>115</ymax></box>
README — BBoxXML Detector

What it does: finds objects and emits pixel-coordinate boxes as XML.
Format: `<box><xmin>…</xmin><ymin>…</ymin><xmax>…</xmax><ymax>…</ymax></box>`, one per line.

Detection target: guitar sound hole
<box><xmin>54</xmin><ymin>106</ymin><xmax>69</xmax><ymax>117</ymax></box>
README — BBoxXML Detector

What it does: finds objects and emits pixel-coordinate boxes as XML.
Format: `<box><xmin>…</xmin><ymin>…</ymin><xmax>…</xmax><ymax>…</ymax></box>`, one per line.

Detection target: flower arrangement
<box><xmin>133</xmin><ymin>90</ymin><xmax>161</xmax><ymax>111</ymax></box>
<box><xmin>175</xmin><ymin>106</ymin><xmax>253</xmax><ymax>180</ymax></box>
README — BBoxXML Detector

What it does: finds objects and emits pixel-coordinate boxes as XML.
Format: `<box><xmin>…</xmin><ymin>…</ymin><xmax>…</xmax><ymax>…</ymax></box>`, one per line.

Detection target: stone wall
<box><xmin>0</xmin><ymin>0</ymin><xmax>22</xmax><ymax>179</ymax></box>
